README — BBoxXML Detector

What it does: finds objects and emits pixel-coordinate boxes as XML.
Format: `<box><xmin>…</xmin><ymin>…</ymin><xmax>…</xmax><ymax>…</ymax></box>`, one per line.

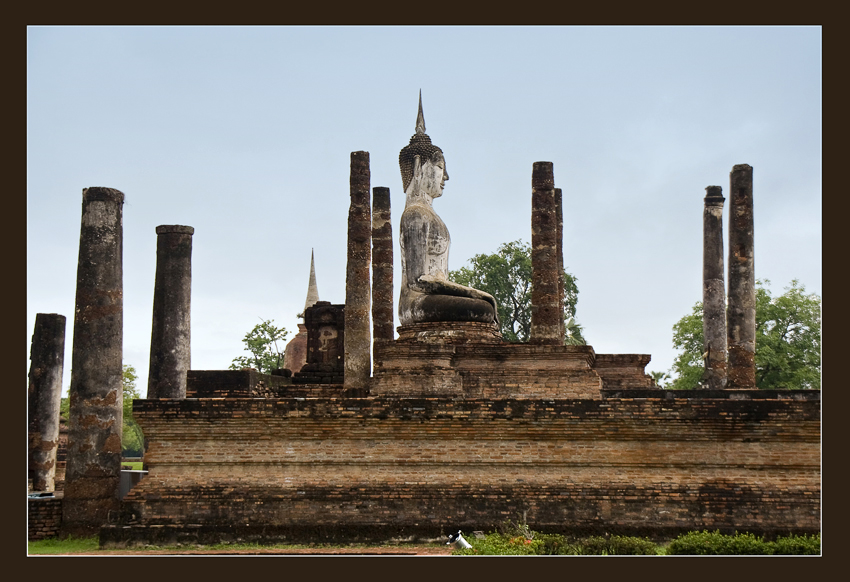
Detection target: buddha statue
<box><xmin>398</xmin><ymin>94</ymin><xmax>499</xmax><ymax>326</ymax></box>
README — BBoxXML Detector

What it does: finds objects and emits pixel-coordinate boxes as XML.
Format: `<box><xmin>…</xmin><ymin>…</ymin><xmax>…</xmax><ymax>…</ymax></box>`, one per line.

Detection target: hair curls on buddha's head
<box><xmin>399</xmin><ymin>133</ymin><xmax>444</xmax><ymax>192</ymax></box>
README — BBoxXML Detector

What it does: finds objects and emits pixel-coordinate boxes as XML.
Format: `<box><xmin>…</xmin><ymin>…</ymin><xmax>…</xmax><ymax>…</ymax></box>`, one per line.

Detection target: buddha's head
<box><xmin>399</xmin><ymin>92</ymin><xmax>449</xmax><ymax>195</ymax></box>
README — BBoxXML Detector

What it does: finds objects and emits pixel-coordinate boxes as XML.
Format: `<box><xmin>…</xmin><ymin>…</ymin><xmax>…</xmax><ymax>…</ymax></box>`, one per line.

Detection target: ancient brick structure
<box><xmin>64</xmin><ymin>187</ymin><xmax>124</xmax><ymax>536</ymax></box>
<box><xmin>344</xmin><ymin>151</ymin><xmax>371</xmax><ymax>389</ymax></box>
<box><xmin>28</xmin><ymin>494</ymin><xmax>64</xmax><ymax>541</ymax></box>
<box><xmin>727</xmin><ymin>164</ymin><xmax>756</xmax><ymax>388</ymax></box>
<box><xmin>283</xmin><ymin>251</ymin><xmax>321</xmax><ymax>374</ymax></box>
<box><xmin>283</xmin><ymin>324</ymin><xmax>308</xmax><ymax>373</ymax></box>
<box><xmin>28</xmin><ymin>313</ymin><xmax>66</xmax><ymax>493</ymax></box>
<box><xmin>702</xmin><ymin>186</ymin><xmax>727</xmax><ymax>389</ymax></box>
<box><xmin>105</xmin><ymin>388</ymin><xmax>819</xmax><ymax>547</ymax></box>
<box><xmin>147</xmin><ymin>225</ymin><xmax>194</xmax><ymax>399</ymax></box>
<box><xmin>294</xmin><ymin>301</ymin><xmax>345</xmax><ymax>384</ymax></box>
<box><xmin>530</xmin><ymin>162</ymin><xmax>562</xmax><ymax>344</ymax></box>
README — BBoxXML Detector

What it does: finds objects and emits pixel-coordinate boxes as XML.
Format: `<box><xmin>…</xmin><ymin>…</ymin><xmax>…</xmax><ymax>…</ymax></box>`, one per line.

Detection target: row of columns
<box><xmin>343</xmin><ymin>151</ymin><xmax>395</xmax><ymax>389</ymax></box>
<box><xmin>702</xmin><ymin>164</ymin><xmax>756</xmax><ymax>389</ymax></box>
<box><xmin>28</xmin><ymin>186</ymin><xmax>194</xmax><ymax>533</ymax></box>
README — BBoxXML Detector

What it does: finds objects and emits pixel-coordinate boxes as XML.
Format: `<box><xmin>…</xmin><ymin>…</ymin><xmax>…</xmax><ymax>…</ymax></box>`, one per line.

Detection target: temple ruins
<box><xmin>28</xmin><ymin>97</ymin><xmax>819</xmax><ymax>546</ymax></box>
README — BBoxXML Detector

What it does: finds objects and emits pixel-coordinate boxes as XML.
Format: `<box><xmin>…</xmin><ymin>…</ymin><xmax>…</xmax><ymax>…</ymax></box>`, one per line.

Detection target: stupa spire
<box><xmin>415</xmin><ymin>89</ymin><xmax>426</xmax><ymax>135</ymax></box>
<box><xmin>304</xmin><ymin>249</ymin><xmax>320</xmax><ymax>311</ymax></box>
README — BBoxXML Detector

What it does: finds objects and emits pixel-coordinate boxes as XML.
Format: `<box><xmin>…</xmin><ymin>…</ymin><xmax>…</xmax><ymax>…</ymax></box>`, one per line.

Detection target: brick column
<box><xmin>530</xmin><ymin>162</ymin><xmax>562</xmax><ymax>344</ymax></box>
<box><xmin>147</xmin><ymin>225</ymin><xmax>194</xmax><ymax>399</ymax></box>
<box><xmin>344</xmin><ymin>151</ymin><xmax>371</xmax><ymax>389</ymax></box>
<box><xmin>28</xmin><ymin>313</ymin><xmax>66</xmax><ymax>492</ymax></box>
<box><xmin>555</xmin><ymin>187</ymin><xmax>565</xmax><ymax>339</ymax></box>
<box><xmin>727</xmin><ymin>164</ymin><xmax>756</xmax><ymax>388</ymax></box>
<box><xmin>701</xmin><ymin>186</ymin><xmax>727</xmax><ymax>389</ymax></box>
<box><xmin>372</xmin><ymin>187</ymin><xmax>393</xmax><ymax>346</ymax></box>
<box><xmin>64</xmin><ymin>187</ymin><xmax>124</xmax><ymax>534</ymax></box>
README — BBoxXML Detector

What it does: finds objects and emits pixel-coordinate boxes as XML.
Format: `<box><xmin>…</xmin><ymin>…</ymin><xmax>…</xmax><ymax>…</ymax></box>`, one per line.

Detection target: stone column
<box><xmin>701</xmin><ymin>186</ymin><xmax>727</xmax><ymax>389</ymax></box>
<box><xmin>727</xmin><ymin>164</ymin><xmax>756</xmax><ymax>388</ymax></box>
<box><xmin>147</xmin><ymin>225</ymin><xmax>194</xmax><ymax>399</ymax></box>
<box><xmin>555</xmin><ymin>187</ymin><xmax>565</xmax><ymax>339</ymax></box>
<box><xmin>64</xmin><ymin>187</ymin><xmax>124</xmax><ymax>534</ymax></box>
<box><xmin>344</xmin><ymin>151</ymin><xmax>371</xmax><ymax>389</ymax></box>
<box><xmin>530</xmin><ymin>162</ymin><xmax>562</xmax><ymax>344</ymax></box>
<box><xmin>28</xmin><ymin>313</ymin><xmax>66</xmax><ymax>492</ymax></box>
<box><xmin>372</xmin><ymin>186</ymin><xmax>394</xmax><ymax>346</ymax></box>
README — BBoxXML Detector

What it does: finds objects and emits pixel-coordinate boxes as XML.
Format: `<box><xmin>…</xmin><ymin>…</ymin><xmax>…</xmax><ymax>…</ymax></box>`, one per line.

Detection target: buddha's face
<box><xmin>420</xmin><ymin>153</ymin><xmax>449</xmax><ymax>198</ymax></box>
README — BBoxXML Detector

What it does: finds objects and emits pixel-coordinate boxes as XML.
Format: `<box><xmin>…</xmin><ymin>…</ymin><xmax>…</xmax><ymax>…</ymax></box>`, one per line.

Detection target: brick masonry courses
<box><xmin>103</xmin><ymin>389</ymin><xmax>820</xmax><ymax>547</ymax></box>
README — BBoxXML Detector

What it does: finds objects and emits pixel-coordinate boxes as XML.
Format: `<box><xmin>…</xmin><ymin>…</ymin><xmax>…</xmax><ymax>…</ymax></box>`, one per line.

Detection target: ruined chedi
<box><xmin>28</xmin><ymin>313</ymin><xmax>66</xmax><ymax>493</ymax></box>
<box><xmin>702</xmin><ymin>186</ymin><xmax>727</xmax><ymax>389</ymax></box>
<box><xmin>64</xmin><ymin>187</ymin><xmax>125</xmax><ymax>535</ymax></box>
<box><xmin>727</xmin><ymin>164</ymin><xmax>756</xmax><ymax>388</ymax></box>
<box><xmin>147</xmin><ymin>225</ymin><xmax>194</xmax><ymax>399</ymax></box>
<box><xmin>283</xmin><ymin>250</ymin><xmax>320</xmax><ymax>374</ymax></box>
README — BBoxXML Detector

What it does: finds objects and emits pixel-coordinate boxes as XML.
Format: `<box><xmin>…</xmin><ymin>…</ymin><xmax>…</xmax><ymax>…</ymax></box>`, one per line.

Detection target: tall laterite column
<box><xmin>64</xmin><ymin>187</ymin><xmax>124</xmax><ymax>534</ymax></box>
<box><xmin>28</xmin><ymin>313</ymin><xmax>66</xmax><ymax>492</ymax></box>
<box><xmin>727</xmin><ymin>164</ymin><xmax>756</xmax><ymax>388</ymax></box>
<box><xmin>701</xmin><ymin>186</ymin><xmax>727</xmax><ymax>389</ymax></box>
<box><xmin>147</xmin><ymin>225</ymin><xmax>194</xmax><ymax>399</ymax></box>
<box><xmin>372</xmin><ymin>187</ymin><xmax>394</xmax><ymax>346</ymax></box>
<box><xmin>530</xmin><ymin>162</ymin><xmax>562</xmax><ymax>344</ymax></box>
<box><xmin>344</xmin><ymin>151</ymin><xmax>372</xmax><ymax>389</ymax></box>
<box><xmin>555</xmin><ymin>187</ymin><xmax>565</xmax><ymax>339</ymax></box>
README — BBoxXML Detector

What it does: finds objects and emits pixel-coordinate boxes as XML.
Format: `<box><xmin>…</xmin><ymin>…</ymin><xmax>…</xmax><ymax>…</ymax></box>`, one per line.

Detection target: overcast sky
<box><xmin>27</xmin><ymin>26</ymin><xmax>821</xmax><ymax>397</ymax></box>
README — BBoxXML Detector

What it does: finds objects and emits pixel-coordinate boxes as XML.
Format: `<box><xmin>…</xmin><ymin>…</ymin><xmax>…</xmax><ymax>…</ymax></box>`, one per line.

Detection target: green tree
<box><xmin>229</xmin><ymin>319</ymin><xmax>289</xmax><ymax>374</ymax></box>
<box><xmin>661</xmin><ymin>279</ymin><xmax>821</xmax><ymax>390</ymax></box>
<box><xmin>449</xmin><ymin>239</ymin><xmax>585</xmax><ymax>344</ymax></box>
<box><xmin>122</xmin><ymin>364</ymin><xmax>144</xmax><ymax>457</ymax></box>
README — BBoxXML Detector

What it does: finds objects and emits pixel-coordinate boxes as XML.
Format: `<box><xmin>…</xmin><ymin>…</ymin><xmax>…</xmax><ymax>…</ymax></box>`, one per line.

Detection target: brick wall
<box><xmin>28</xmin><ymin>495</ymin><xmax>63</xmax><ymax>541</ymax></box>
<box><xmin>104</xmin><ymin>392</ymin><xmax>820</xmax><ymax>546</ymax></box>
<box><xmin>372</xmin><ymin>343</ymin><xmax>603</xmax><ymax>399</ymax></box>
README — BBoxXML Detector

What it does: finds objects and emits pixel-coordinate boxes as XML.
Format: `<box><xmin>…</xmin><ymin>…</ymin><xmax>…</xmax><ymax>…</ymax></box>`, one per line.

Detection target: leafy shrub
<box><xmin>453</xmin><ymin>532</ymin><xmax>542</xmax><ymax>555</ymax></box>
<box><xmin>771</xmin><ymin>533</ymin><xmax>820</xmax><ymax>555</ymax></box>
<box><xmin>535</xmin><ymin>533</ymin><xmax>580</xmax><ymax>555</ymax></box>
<box><xmin>666</xmin><ymin>530</ymin><xmax>771</xmax><ymax>555</ymax></box>
<box><xmin>574</xmin><ymin>535</ymin><xmax>658</xmax><ymax>555</ymax></box>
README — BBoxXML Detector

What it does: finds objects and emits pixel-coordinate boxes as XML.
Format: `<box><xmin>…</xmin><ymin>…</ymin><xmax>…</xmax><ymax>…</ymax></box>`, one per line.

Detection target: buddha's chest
<box><xmin>427</xmin><ymin>215</ymin><xmax>450</xmax><ymax>256</ymax></box>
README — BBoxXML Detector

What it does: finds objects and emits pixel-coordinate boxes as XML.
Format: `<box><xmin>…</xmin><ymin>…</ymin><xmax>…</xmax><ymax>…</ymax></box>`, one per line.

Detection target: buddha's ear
<box><xmin>413</xmin><ymin>155</ymin><xmax>421</xmax><ymax>175</ymax></box>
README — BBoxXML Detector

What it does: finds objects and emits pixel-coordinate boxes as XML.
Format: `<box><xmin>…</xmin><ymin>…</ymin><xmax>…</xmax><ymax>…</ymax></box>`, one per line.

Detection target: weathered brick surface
<box><xmin>112</xmin><ymin>394</ymin><xmax>820</xmax><ymax>545</ymax></box>
<box><xmin>29</xmin><ymin>495</ymin><xmax>63</xmax><ymax>540</ymax></box>
<box><xmin>372</xmin><ymin>340</ymin><xmax>602</xmax><ymax>399</ymax></box>
<box><xmin>593</xmin><ymin>354</ymin><xmax>655</xmax><ymax>389</ymax></box>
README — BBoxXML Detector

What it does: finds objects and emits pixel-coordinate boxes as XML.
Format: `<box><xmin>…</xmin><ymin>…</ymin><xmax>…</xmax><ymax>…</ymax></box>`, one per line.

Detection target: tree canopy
<box><xmin>121</xmin><ymin>364</ymin><xmax>144</xmax><ymax>457</ymax></box>
<box><xmin>659</xmin><ymin>279</ymin><xmax>821</xmax><ymax>390</ymax></box>
<box><xmin>449</xmin><ymin>239</ymin><xmax>585</xmax><ymax>344</ymax></box>
<box><xmin>229</xmin><ymin>319</ymin><xmax>289</xmax><ymax>374</ymax></box>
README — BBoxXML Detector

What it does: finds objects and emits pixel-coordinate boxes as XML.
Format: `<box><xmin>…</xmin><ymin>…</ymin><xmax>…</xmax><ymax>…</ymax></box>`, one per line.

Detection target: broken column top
<box><xmin>704</xmin><ymin>186</ymin><xmax>725</xmax><ymax>202</ymax></box>
<box><xmin>83</xmin><ymin>187</ymin><xmax>124</xmax><ymax>202</ymax></box>
<box><xmin>532</xmin><ymin>162</ymin><xmax>554</xmax><ymax>190</ymax></box>
<box><xmin>156</xmin><ymin>225</ymin><xmax>195</xmax><ymax>235</ymax></box>
<box><xmin>731</xmin><ymin>163</ymin><xmax>753</xmax><ymax>172</ymax></box>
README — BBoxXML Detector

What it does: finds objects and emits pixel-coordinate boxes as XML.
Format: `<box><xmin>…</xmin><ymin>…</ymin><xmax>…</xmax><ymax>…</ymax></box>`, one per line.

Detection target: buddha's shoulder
<box><xmin>400</xmin><ymin>204</ymin><xmax>438</xmax><ymax>222</ymax></box>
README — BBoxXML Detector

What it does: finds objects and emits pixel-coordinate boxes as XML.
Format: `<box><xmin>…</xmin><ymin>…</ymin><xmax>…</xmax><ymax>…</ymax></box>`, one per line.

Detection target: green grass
<box><xmin>27</xmin><ymin>536</ymin><xmax>446</xmax><ymax>555</ymax></box>
<box><xmin>121</xmin><ymin>462</ymin><xmax>144</xmax><ymax>470</ymax></box>
<box><xmin>28</xmin><ymin>536</ymin><xmax>100</xmax><ymax>555</ymax></box>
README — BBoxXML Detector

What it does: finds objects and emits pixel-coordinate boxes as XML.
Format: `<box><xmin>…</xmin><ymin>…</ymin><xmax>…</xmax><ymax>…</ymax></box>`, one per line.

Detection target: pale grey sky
<box><xmin>27</xmin><ymin>26</ymin><xmax>822</xmax><ymax>395</ymax></box>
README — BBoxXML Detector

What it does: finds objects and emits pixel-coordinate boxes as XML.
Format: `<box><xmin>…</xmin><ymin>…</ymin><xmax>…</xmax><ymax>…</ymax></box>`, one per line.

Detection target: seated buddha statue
<box><xmin>397</xmin><ymin>96</ymin><xmax>498</xmax><ymax>326</ymax></box>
